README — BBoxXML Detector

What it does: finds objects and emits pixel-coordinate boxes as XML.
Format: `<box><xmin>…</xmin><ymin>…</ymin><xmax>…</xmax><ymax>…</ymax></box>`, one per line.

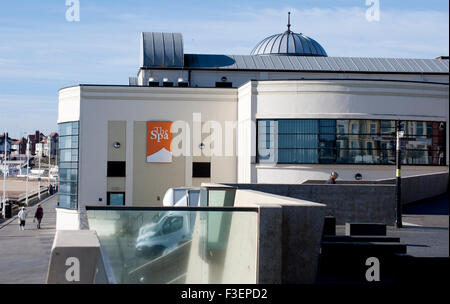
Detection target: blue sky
<box><xmin>0</xmin><ymin>0</ymin><xmax>448</xmax><ymax>138</ymax></box>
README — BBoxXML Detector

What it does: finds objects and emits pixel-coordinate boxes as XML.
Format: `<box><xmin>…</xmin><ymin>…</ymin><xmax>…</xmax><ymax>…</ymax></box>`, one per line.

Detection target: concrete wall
<box><xmin>229</xmin><ymin>183</ymin><xmax>396</xmax><ymax>225</ymax></box>
<box><xmin>233</xmin><ymin>189</ymin><xmax>326</xmax><ymax>283</ymax></box>
<box><xmin>303</xmin><ymin>171</ymin><xmax>449</xmax><ymax>204</ymax></box>
<box><xmin>47</xmin><ymin>230</ymin><xmax>101</xmax><ymax>284</ymax></box>
<box><xmin>379</xmin><ymin>172</ymin><xmax>449</xmax><ymax>204</ymax></box>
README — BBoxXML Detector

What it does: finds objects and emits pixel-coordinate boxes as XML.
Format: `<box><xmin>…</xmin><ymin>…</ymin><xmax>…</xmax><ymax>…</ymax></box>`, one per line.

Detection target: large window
<box><xmin>58</xmin><ymin>121</ymin><xmax>79</xmax><ymax>209</ymax></box>
<box><xmin>257</xmin><ymin>119</ymin><xmax>446</xmax><ymax>165</ymax></box>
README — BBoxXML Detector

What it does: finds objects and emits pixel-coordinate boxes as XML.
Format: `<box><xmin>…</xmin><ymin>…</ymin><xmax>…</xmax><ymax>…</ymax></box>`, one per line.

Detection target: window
<box><xmin>58</xmin><ymin>121</ymin><xmax>79</xmax><ymax>210</ymax></box>
<box><xmin>258</xmin><ymin>120</ymin><xmax>319</xmax><ymax>163</ymax></box>
<box><xmin>215</xmin><ymin>82</ymin><xmax>233</xmax><ymax>88</ymax></box>
<box><xmin>107</xmin><ymin>192</ymin><xmax>125</xmax><ymax>206</ymax></box>
<box><xmin>162</xmin><ymin>82</ymin><xmax>174</xmax><ymax>87</ymax></box>
<box><xmin>148</xmin><ymin>81</ymin><xmax>159</xmax><ymax>87</ymax></box>
<box><xmin>193</xmin><ymin>162</ymin><xmax>211</xmax><ymax>178</ymax></box>
<box><xmin>107</xmin><ymin>161</ymin><xmax>126</xmax><ymax>177</ymax></box>
<box><xmin>367</xmin><ymin>142</ymin><xmax>373</xmax><ymax>155</ymax></box>
<box><xmin>416</xmin><ymin>122</ymin><xmax>424</xmax><ymax>135</ymax></box>
<box><xmin>178</xmin><ymin>82</ymin><xmax>189</xmax><ymax>87</ymax></box>
<box><xmin>257</xmin><ymin>119</ymin><xmax>446</xmax><ymax>165</ymax></box>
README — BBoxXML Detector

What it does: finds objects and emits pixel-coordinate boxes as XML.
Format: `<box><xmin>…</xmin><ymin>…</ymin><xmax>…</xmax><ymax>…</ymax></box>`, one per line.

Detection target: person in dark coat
<box><xmin>326</xmin><ymin>171</ymin><xmax>339</xmax><ymax>184</ymax></box>
<box><xmin>34</xmin><ymin>204</ymin><xmax>44</xmax><ymax>229</ymax></box>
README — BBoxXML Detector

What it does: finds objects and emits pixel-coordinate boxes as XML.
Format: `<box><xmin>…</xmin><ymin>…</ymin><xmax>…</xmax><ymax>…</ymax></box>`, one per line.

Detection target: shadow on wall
<box><xmin>228</xmin><ymin>172</ymin><xmax>449</xmax><ymax>225</ymax></box>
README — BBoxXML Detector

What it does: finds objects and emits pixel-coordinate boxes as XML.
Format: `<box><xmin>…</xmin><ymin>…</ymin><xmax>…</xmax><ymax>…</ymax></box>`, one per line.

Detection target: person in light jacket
<box><xmin>34</xmin><ymin>204</ymin><xmax>44</xmax><ymax>229</ymax></box>
<box><xmin>17</xmin><ymin>207</ymin><xmax>27</xmax><ymax>231</ymax></box>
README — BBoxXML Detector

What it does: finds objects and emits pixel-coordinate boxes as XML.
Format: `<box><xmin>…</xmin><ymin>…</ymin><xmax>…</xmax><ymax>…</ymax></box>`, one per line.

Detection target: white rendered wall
<box><xmin>76</xmin><ymin>85</ymin><xmax>237</xmax><ymax>208</ymax></box>
<box><xmin>58</xmin><ymin>86</ymin><xmax>80</xmax><ymax>123</ymax></box>
<box><xmin>140</xmin><ymin>68</ymin><xmax>449</xmax><ymax>89</ymax></box>
<box><xmin>237</xmin><ymin>79</ymin><xmax>449</xmax><ymax>183</ymax></box>
<box><xmin>256</xmin><ymin>164</ymin><xmax>448</xmax><ymax>183</ymax></box>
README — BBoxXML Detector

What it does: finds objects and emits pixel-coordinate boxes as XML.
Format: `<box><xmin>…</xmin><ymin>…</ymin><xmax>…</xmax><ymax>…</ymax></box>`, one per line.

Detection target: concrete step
<box><xmin>322</xmin><ymin>235</ymin><xmax>400</xmax><ymax>243</ymax></box>
<box><xmin>345</xmin><ymin>223</ymin><xmax>386</xmax><ymax>236</ymax></box>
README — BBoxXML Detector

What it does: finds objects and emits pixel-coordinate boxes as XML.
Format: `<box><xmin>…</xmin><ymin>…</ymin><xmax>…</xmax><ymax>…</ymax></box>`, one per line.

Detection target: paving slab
<box><xmin>0</xmin><ymin>194</ymin><xmax>58</xmax><ymax>284</ymax></box>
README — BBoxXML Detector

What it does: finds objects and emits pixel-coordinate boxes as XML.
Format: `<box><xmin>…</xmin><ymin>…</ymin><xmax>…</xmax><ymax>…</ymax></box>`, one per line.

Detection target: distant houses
<box><xmin>1</xmin><ymin>131</ymin><xmax>59</xmax><ymax>159</ymax></box>
<box><xmin>0</xmin><ymin>133</ymin><xmax>13</xmax><ymax>156</ymax></box>
<box><xmin>35</xmin><ymin>132</ymin><xmax>59</xmax><ymax>157</ymax></box>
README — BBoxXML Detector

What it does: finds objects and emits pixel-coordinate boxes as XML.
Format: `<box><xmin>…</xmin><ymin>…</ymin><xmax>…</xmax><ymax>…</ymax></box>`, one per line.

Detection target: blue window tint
<box><xmin>257</xmin><ymin>119</ymin><xmax>446</xmax><ymax>165</ymax></box>
<box><xmin>108</xmin><ymin>193</ymin><xmax>125</xmax><ymax>206</ymax></box>
<box><xmin>57</xmin><ymin>121</ymin><xmax>79</xmax><ymax>210</ymax></box>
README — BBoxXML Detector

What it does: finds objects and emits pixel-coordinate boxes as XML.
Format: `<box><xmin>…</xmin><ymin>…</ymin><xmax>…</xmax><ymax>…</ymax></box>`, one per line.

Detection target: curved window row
<box><xmin>58</xmin><ymin>121</ymin><xmax>79</xmax><ymax>209</ymax></box>
<box><xmin>257</xmin><ymin>119</ymin><xmax>446</xmax><ymax>165</ymax></box>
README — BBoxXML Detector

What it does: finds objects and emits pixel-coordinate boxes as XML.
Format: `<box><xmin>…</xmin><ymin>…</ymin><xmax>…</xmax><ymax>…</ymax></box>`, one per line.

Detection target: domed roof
<box><xmin>251</xmin><ymin>13</ymin><xmax>327</xmax><ymax>57</ymax></box>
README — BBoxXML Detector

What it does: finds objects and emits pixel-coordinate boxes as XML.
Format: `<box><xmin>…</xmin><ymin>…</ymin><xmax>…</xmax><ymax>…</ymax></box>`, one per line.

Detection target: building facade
<box><xmin>36</xmin><ymin>133</ymin><xmax>59</xmax><ymax>157</ymax></box>
<box><xmin>57</xmin><ymin>30</ymin><xmax>449</xmax><ymax>229</ymax></box>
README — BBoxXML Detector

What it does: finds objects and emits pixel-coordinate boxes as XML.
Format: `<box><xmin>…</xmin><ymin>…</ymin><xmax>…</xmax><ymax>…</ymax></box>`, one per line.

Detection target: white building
<box><xmin>35</xmin><ymin>133</ymin><xmax>59</xmax><ymax>157</ymax></box>
<box><xmin>57</xmin><ymin>28</ymin><xmax>449</xmax><ymax>229</ymax></box>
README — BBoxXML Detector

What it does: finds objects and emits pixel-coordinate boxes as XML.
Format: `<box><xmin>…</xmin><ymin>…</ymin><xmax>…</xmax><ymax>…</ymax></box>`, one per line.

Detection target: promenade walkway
<box><xmin>0</xmin><ymin>194</ymin><xmax>58</xmax><ymax>284</ymax></box>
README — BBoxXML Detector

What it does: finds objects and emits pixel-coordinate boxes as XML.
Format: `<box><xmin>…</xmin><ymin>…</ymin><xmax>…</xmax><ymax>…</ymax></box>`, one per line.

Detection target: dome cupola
<box><xmin>251</xmin><ymin>12</ymin><xmax>327</xmax><ymax>57</ymax></box>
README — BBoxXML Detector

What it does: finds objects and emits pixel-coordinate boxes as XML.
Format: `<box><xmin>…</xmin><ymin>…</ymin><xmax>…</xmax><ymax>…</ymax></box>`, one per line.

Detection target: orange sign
<box><xmin>146</xmin><ymin>121</ymin><xmax>172</xmax><ymax>162</ymax></box>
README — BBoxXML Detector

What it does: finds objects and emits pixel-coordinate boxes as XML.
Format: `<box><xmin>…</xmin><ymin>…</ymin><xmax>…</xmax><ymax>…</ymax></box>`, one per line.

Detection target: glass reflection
<box><xmin>87</xmin><ymin>208</ymin><xmax>258</xmax><ymax>284</ymax></box>
<box><xmin>257</xmin><ymin>119</ymin><xmax>446</xmax><ymax>165</ymax></box>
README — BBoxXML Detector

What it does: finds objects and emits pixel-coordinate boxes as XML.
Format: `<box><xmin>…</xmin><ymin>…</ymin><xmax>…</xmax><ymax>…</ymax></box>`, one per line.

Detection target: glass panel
<box><xmin>57</xmin><ymin>121</ymin><xmax>79</xmax><ymax>210</ymax></box>
<box><xmin>257</xmin><ymin>119</ymin><xmax>446</xmax><ymax>166</ymax></box>
<box><xmin>208</xmin><ymin>189</ymin><xmax>236</xmax><ymax>207</ymax></box>
<box><xmin>59</xmin><ymin>136</ymin><xmax>71</xmax><ymax>149</ymax></box>
<box><xmin>188</xmin><ymin>190</ymin><xmax>200</xmax><ymax>207</ymax></box>
<box><xmin>58</xmin><ymin>121</ymin><xmax>79</xmax><ymax>136</ymax></box>
<box><xmin>60</xmin><ymin>181</ymin><xmax>77</xmax><ymax>195</ymax></box>
<box><xmin>58</xmin><ymin>194</ymin><xmax>77</xmax><ymax>209</ymax></box>
<box><xmin>59</xmin><ymin>162</ymin><xmax>78</xmax><ymax>169</ymax></box>
<box><xmin>87</xmin><ymin>208</ymin><xmax>258</xmax><ymax>284</ymax></box>
<box><xmin>59</xmin><ymin>168</ymin><xmax>77</xmax><ymax>182</ymax></box>
<box><xmin>173</xmin><ymin>189</ymin><xmax>187</xmax><ymax>206</ymax></box>
<box><xmin>278</xmin><ymin>120</ymin><xmax>318</xmax><ymax>134</ymax></box>
<box><xmin>109</xmin><ymin>193</ymin><xmax>124</xmax><ymax>206</ymax></box>
<box><xmin>59</xmin><ymin>123</ymin><xmax>72</xmax><ymax>136</ymax></box>
<box><xmin>59</xmin><ymin>136</ymin><xmax>78</xmax><ymax>149</ymax></box>
<box><xmin>59</xmin><ymin>149</ymin><xmax>74</xmax><ymax>162</ymax></box>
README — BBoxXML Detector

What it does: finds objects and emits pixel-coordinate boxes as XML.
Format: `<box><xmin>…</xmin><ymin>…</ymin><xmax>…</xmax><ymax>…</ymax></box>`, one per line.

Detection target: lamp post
<box><xmin>48</xmin><ymin>137</ymin><xmax>51</xmax><ymax>194</ymax></box>
<box><xmin>38</xmin><ymin>151</ymin><xmax>41</xmax><ymax>200</ymax></box>
<box><xmin>395</xmin><ymin>121</ymin><xmax>404</xmax><ymax>228</ymax></box>
<box><xmin>2</xmin><ymin>132</ymin><xmax>7</xmax><ymax>218</ymax></box>
<box><xmin>25</xmin><ymin>135</ymin><xmax>29</xmax><ymax>206</ymax></box>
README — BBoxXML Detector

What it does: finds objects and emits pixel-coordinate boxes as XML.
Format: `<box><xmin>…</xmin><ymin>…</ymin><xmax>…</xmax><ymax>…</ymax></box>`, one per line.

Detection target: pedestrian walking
<box><xmin>17</xmin><ymin>207</ymin><xmax>27</xmax><ymax>231</ymax></box>
<box><xmin>326</xmin><ymin>171</ymin><xmax>339</xmax><ymax>184</ymax></box>
<box><xmin>34</xmin><ymin>204</ymin><xmax>44</xmax><ymax>229</ymax></box>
